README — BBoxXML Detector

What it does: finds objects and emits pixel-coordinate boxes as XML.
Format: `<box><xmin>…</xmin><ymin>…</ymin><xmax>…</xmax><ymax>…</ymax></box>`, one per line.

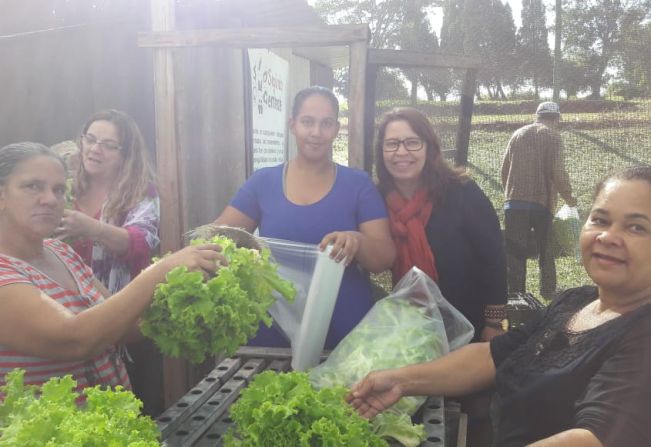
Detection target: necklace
<box><xmin>567</xmin><ymin>300</ymin><xmax>621</xmax><ymax>332</ymax></box>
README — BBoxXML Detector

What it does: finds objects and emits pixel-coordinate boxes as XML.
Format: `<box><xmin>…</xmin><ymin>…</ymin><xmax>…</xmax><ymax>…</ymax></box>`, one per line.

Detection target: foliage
<box><xmin>617</xmin><ymin>19</ymin><xmax>651</xmax><ymax>98</ymax></box>
<box><xmin>224</xmin><ymin>371</ymin><xmax>389</xmax><ymax>447</ymax></box>
<box><xmin>517</xmin><ymin>0</ymin><xmax>552</xmax><ymax>97</ymax></box>
<box><xmin>462</xmin><ymin>0</ymin><xmax>518</xmax><ymax>100</ymax></box>
<box><xmin>310</xmin><ymin>298</ymin><xmax>444</xmax><ymax>420</ymax></box>
<box><xmin>141</xmin><ymin>235</ymin><xmax>296</xmax><ymax>364</ymax></box>
<box><xmin>0</xmin><ymin>369</ymin><xmax>160</xmax><ymax>446</ymax></box>
<box><xmin>376</xmin><ymin>68</ymin><xmax>410</xmax><ymax>101</ymax></box>
<box><xmin>562</xmin><ymin>0</ymin><xmax>651</xmax><ymax>99</ymax></box>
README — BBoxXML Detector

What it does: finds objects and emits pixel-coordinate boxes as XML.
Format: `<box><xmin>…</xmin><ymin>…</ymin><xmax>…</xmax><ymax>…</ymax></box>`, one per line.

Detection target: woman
<box><xmin>375</xmin><ymin>107</ymin><xmax>507</xmax><ymax>343</ymax></box>
<box><xmin>52</xmin><ymin>109</ymin><xmax>161</xmax><ymax>414</ymax></box>
<box><xmin>0</xmin><ymin>142</ymin><xmax>222</xmax><ymax>399</ymax></box>
<box><xmin>349</xmin><ymin>165</ymin><xmax>651</xmax><ymax>447</ymax></box>
<box><xmin>214</xmin><ymin>86</ymin><xmax>395</xmax><ymax>349</ymax></box>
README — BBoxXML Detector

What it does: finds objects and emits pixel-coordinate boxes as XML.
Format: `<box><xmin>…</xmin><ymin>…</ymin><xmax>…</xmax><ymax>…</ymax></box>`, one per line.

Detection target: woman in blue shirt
<box><xmin>214</xmin><ymin>86</ymin><xmax>395</xmax><ymax>349</ymax></box>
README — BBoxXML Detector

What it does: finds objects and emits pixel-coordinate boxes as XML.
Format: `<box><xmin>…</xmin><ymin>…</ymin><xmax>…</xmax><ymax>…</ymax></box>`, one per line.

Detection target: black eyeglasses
<box><xmin>81</xmin><ymin>134</ymin><xmax>122</xmax><ymax>152</ymax></box>
<box><xmin>382</xmin><ymin>138</ymin><xmax>424</xmax><ymax>152</ymax></box>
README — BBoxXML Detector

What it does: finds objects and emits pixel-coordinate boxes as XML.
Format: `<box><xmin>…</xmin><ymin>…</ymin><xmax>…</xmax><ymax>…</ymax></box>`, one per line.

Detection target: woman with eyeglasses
<box><xmin>213</xmin><ymin>86</ymin><xmax>395</xmax><ymax>349</ymax></box>
<box><xmin>375</xmin><ymin>107</ymin><xmax>507</xmax><ymax>446</ymax></box>
<box><xmin>0</xmin><ymin>142</ymin><xmax>223</xmax><ymax>404</ymax></box>
<box><xmin>52</xmin><ymin>109</ymin><xmax>162</xmax><ymax>415</ymax></box>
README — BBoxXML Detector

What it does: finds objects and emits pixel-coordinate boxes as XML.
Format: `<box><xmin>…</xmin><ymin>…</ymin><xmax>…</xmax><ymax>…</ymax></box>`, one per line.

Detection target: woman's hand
<box><xmin>346</xmin><ymin>371</ymin><xmax>403</xmax><ymax>419</ymax></box>
<box><xmin>53</xmin><ymin>209</ymin><xmax>102</xmax><ymax>240</ymax></box>
<box><xmin>157</xmin><ymin>243</ymin><xmax>227</xmax><ymax>279</ymax></box>
<box><xmin>319</xmin><ymin>231</ymin><xmax>362</xmax><ymax>266</ymax></box>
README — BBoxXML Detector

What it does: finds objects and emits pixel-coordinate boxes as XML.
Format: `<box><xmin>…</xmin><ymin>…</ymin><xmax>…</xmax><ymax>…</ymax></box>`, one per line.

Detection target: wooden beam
<box><xmin>149</xmin><ymin>0</ymin><xmax>187</xmax><ymax>408</ymax></box>
<box><xmin>138</xmin><ymin>24</ymin><xmax>370</xmax><ymax>49</ymax></box>
<box><xmin>363</xmin><ymin>65</ymin><xmax>378</xmax><ymax>173</ymax></box>
<box><xmin>368</xmin><ymin>48</ymin><xmax>481</xmax><ymax>70</ymax></box>
<box><xmin>455</xmin><ymin>69</ymin><xmax>477</xmax><ymax>166</ymax></box>
<box><xmin>347</xmin><ymin>38</ymin><xmax>368</xmax><ymax>169</ymax></box>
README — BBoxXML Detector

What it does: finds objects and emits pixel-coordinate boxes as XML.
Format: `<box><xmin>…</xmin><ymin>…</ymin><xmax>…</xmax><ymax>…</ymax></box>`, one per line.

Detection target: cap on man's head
<box><xmin>536</xmin><ymin>101</ymin><xmax>560</xmax><ymax>116</ymax></box>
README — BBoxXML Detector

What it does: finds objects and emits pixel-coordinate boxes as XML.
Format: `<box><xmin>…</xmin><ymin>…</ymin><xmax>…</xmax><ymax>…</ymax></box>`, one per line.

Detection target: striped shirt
<box><xmin>0</xmin><ymin>239</ymin><xmax>130</xmax><ymax>400</ymax></box>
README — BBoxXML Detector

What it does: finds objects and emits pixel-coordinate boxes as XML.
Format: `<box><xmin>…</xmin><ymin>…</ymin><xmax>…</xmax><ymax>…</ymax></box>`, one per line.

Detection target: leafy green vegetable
<box><xmin>311</xmin><ymin>298</ymin><xmax>444</xmax><ymax>416</ymax></box>
<box><xmin>0</xmin><ymin>369</ymin><xmax>159</xmax><ymax>446</ymax></box>
<box><xmin>309</xmin><ymin>298</ymin><xmax>444</xmax><ymax>445</ymax></box>
<box><xmin>224</xmin><ymin>371</ymin><xmax>388</xmax><ymax>447</ymax></box>
<box><xmin>372</xmin><ymin>413</ymin><xmax>426</xmax><ymax>447</ymax></box>
<box><xmin>141</xmin><ymin>235</ymin><xmax>296</xmax><ymax>363</ymax></box>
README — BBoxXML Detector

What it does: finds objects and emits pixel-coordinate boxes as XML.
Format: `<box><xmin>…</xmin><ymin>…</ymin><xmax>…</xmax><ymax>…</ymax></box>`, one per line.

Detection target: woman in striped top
<box><xmin>0</xmin><ymin>142</ymin><xmax>224</xmax><ymax>399</ymax></box>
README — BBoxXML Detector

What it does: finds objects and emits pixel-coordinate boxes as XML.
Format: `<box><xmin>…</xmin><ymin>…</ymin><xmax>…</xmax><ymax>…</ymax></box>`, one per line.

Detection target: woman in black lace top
<box><xmin>348</xmin><ymin>165</ymin><xmax>651</xmax><ymax>447</ymax></box>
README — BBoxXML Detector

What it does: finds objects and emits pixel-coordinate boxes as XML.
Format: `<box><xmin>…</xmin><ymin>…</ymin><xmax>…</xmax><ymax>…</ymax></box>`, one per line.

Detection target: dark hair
<box><xmin>291</xmin><ymin>86</ymin><xmax>339</xmax><ymax>119</ymax></box>
<box><xmin>375</xmin><ymin>107</ymin><xmax>467</xmax><ymax>205</ymax></box>
<box><xmin>0</xmin><ymin>142</ymin><xmax>66</xmax><ymax>185</ymax></box>
<box><xmin>76</xmin><ymin>109</ymin><xmax>155</xmax><ymax>220</ymax></box>
<box><xmin>594</xmin><ymin>164</ymin><xmax>651</xmax><ymax>199</ymax></box>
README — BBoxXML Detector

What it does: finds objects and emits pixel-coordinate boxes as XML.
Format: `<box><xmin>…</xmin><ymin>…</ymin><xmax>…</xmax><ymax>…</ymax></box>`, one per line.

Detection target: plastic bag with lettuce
<box><xmin>309</xmin><ymin>267</ymin><xmax>474</xmax><ymax>446</ymax></box>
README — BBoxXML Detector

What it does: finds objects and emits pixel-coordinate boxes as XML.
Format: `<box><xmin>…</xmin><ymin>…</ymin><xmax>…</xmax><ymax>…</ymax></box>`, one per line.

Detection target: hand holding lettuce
<box><xmin>310</xmin><ymin>267</ymin><xmax>474</xmax><ymax>446</ymax></box>
<box><xmin>140</xmin><ymin>235</ymin><xmax>296</xmax><ymax>363</ymax></box>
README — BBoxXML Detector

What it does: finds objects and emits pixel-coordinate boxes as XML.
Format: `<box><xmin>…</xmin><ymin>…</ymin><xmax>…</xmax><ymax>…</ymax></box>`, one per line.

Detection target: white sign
<box><xmin>248</xmin><ymin>49</ymin><xmax>289</xmax><ymax>171</ymax></box>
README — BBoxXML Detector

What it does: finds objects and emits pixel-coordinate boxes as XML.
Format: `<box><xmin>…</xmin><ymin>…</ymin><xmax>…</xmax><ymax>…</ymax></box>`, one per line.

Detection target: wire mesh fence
<box><xmin>337</xmin><ymin>97</ymin><xmax>651</xmax><ymax>300</ymax></box>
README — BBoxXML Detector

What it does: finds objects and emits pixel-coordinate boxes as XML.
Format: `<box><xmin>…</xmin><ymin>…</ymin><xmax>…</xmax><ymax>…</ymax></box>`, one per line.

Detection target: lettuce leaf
<box><xmin>0</xmin><ymin>369</ymin><xmax>159</xmax><ymax>446</ymax></box>
<box><xmin>224</xmin><ymin>371</ymin><xmax>388</xmax><ymax>447</ymax></box>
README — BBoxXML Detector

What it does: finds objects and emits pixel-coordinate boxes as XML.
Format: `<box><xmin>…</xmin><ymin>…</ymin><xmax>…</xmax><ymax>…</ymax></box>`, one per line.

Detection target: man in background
<box><xmin>501</xmin><ymin>101</ymin><xmax>576</xmax><ymax>300</ymax></box>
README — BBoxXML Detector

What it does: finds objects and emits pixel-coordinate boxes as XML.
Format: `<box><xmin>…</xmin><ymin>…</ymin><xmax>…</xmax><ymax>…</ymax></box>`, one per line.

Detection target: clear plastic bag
<box><xmin>553</xmin><ymin>205</ymin><xmax>582</xmax><ymax>260</ymax></box>
<box><xmin>261</xmin><ymin>237</ymin><xmax>344</xmax><ymax>371</ymax></box>
<box><xmin>309</xmin><ymin>267</ymin><xmax>474</xmax><ymax>416</ymax></box>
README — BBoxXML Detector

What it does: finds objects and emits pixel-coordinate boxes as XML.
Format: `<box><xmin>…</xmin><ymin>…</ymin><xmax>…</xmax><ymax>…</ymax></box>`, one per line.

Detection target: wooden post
<box><xmin>455</xmin><ymin>69</ymin><xmax>477</xmax><ymax>166</ymax></box>
<box><xmin>363</xmin><ymin>64</ymin><xmax>378</xmax><ymax>173</ymax></box>
<box><xmin>348</xmin><ymin>36</ymin><xmax>369</xmax><ymax>169</ymax></box>
<box><xmin>150</xmin><ymin>0</ymin><xmax>187</xmax><ymax>407</ymax></box>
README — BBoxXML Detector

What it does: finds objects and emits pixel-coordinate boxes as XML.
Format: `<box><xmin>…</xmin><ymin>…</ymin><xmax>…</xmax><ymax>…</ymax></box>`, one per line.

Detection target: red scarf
<box><xmin>386</xmin><ymin>187</ymin><xmax>438</xmax><ymax>285</ymax></box>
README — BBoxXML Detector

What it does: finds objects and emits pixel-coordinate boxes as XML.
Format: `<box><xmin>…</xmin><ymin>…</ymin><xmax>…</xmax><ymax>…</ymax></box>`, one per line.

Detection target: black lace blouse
<box><xmin>490</xmin><ymin>286</ymin><xmax>651</xmax><ymax>446</ymax></box>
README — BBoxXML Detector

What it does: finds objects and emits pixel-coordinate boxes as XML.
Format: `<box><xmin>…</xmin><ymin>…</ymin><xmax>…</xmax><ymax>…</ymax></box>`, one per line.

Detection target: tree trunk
<box><xmin>439</xmin><ymin>93</ymin><xmax>447</xmax><ymax>102</ymax></box>
<box><xmin>497</xmin><ymin>81</ymin><xmax>507</xmax><ymax>100</ymax></box>
<box><xmin>410</xmin><ymin>78</ymin><xmax>418</xmax><ymax>105</ymax></box>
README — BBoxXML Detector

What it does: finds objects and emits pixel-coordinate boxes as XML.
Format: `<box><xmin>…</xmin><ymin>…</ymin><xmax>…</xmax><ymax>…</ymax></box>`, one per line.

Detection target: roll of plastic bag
<box><xmin>262</xmin><ymin>238</ymin><xmax>344</xmax><ymax>371</ymax></box>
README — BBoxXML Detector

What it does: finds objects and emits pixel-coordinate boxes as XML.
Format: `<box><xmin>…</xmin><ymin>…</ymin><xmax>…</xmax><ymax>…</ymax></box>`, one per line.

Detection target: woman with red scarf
<box><xmin>375</xmin><ymin>107</ymin><xmax>507</xmax><ymax>446</ymax></box>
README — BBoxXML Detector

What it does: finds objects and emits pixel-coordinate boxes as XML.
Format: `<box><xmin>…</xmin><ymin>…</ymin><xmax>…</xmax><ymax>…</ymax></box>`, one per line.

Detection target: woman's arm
<box><xmin>319</xmin><ymin>218</ymin><xmax>396</xmax><ymax>273</ymax></box>
<box><xmin>348</xmin><ymin>342</ymin><xmax>496</xmax><ymax>418</ymax></box>
<box><xmin>90</xmin><ymin>278</ymin><xmax>143</xmax><ymax>344</ymax></box>
<box><xmin>213</xmin><ymin>205</ymin><xmax>258</xmax><ymax>233</ymax></box>
<box><xmin>0</xmin><ymin>244</ymin><xmax>223</xmax><ymax>362</ymax></box>
<box><xmin>527</xmin><ymin>429</ymin><xmax>603</xmax><ymax>446</ymax></box>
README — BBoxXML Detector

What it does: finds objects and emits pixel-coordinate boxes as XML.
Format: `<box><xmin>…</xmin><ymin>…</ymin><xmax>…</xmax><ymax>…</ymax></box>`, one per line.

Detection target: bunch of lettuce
<box><xmin>0</xmin><ymin>369</ymin><xmax>159</xmax><ymax>446</ymax></box>
<box><xmin>224</xmin><ymin>371</ymin><xmax>388</xmax><ymax>447</ymax></box>
<box><xmin>309</xmin><ymin>298</ymin><xmax>444</xmax><ymax>446</ymax></box>
<box><xmin>141</xmin><ymin>235</ymin><xmax>296</xmax><ymax>363</ymax></box>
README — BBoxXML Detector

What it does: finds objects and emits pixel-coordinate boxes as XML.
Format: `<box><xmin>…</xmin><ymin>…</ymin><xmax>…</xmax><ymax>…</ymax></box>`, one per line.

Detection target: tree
<box><xmin>313</xmin><ymin>0</ymin><xmax>438</xmax><ymax>100</ymax></box>
<box><xmin>556</xmin><ymin>59</ymin><xmax>589</xmax><ymax>98</ymax></box>
<box><xmin>431</xmin><ymin>0</ymin><xmax>466</xmax><ymax>101</ymax></box>
<box><xmin>562</xmin><ymin>0</ymin><xmax>651</xmax><ymax>99</ymax></box>
<box><xmin>400</xmin><ymin>0</ymin><xmax>439</xmax><ymax>103</ymax></box>
<box><xmin>616</xmin><ymin>12</ymin><xmax>651</xmax><ymax>97</ymax></box>
<box><xmin>517</xmin><ymin>0</ymin><xmax>553</xmax><ymax>98</ymax></box>
<box><xmin>462</xmin><ymin>0</ymin><xmax>518</xmax><ymax>99</ymax></box>
<box><xmin>313</xmin><ymin>0</ymin><xmax>407</xmax><ymax>49</ymax></box>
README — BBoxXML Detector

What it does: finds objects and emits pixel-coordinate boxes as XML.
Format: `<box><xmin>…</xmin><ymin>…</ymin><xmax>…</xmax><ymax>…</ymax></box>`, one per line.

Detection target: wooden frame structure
<box><xmin>364</xmin><ymin>49</ymin><xmax>480</xmax><ymax>171</ymax></box>
<box><xmin>141</xmin><ymin>0</ymin><xmax>370</xmax><ymax>405</ymax></box>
